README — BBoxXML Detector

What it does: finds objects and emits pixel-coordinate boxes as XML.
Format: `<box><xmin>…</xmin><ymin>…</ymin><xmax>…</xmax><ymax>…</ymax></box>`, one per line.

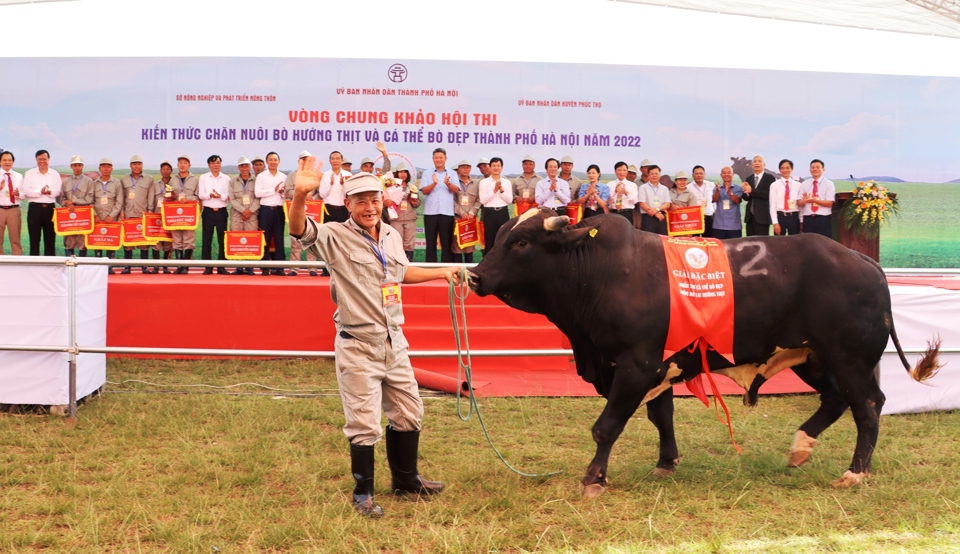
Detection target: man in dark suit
<box><xmin>741</xmin><ymin>155</ymin><xmax>775</xmax><ymax>236</ymax></box>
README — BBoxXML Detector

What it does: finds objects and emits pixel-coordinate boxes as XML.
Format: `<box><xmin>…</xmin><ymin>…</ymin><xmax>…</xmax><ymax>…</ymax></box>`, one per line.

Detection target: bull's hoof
<box><xmin>787</xmin><ymin>430</ymin><xmax>817</xmax><ymax>468</ymax></box>
<box><xmin>652</xmin><ymin>467</ymin><xmax>675</xmax><ymax>478</ymax></box>
<box><xmin>831</xmin><ymin>470</ymin><xmax>868</xmax><ymax>488</ymax></box>
<box><xmin>580</xmin><ymin>483</ymin><xmax>606</xmax><ymax>498</ymax></box>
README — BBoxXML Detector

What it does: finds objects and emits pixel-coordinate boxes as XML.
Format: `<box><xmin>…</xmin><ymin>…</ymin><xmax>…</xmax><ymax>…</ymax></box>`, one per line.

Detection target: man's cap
<box><xmin>521</xmin><ymin>154</ymin><xmax>535</xmax><ymax>163</ymax></box>
<box><xmin>251</xmin><ymin>155</ymin><xmax>264</xmax><ymax>163</ymax></box>
<box><xmin>344</xmin><ymin>172</ymin><xmax>384</xmax><ymax>196</ymax></box>
<box><xmin>69</xmin><ymin>155</ymin><xmax>84</xmax><ymax>165</ymax></box>
<box><xmin>627</xmin><ymin>164</ymin><xmax>638</xmax><ymax>173</ymax></box>
<box><xmin>298</xmin><ymin>150</ymin><xmax>312</xmax><ymax>159</ymax></box>
<box><xmin>640</xmin><ymin>159</ymin><xmax>653</xmax><ymax>167</ymax></box>
<box><xmin>99</xmin><ymin>157</ymin><xmax>113</xmax><ymax>166</ymax></box>
<box><xmin>360</xmin><ymin>157</ymin><xmax>374</xmax><ymax>165</ymax></box>
<box><xmin>342</xmin><ymin>157</ymin><xmax>352</xmax><ymax>165</ymax></box>
<box><xmin>237</xmin><ymin>156</ymin><xmax>251</xmax><ymax>166</ymax></box>
<box><xmin>674</xmin><ymin>170</ymin><xmax>690</xmax><ymax>180</ymax></box>
<box><xmin>560</xmin><ymin>155</ymin><xmax>574</xmax><ymax>164</ymax></box>
<box><xmin>130</xmin><ymin>155</ymin><xmax>143</xmax><ymax>163</ymax></box>
<box><xmin>177</xmin><ymin>154</ymin><xmax>190</xmax><ymax>162</ymax></box>
<box><xmin>477</xmin><ymin>158</ymin><xmax>490</xmax><ymax>165</ymax></box>
<box><xmin>393</xmin><ymin>162</ymin><xmax>410</xmax><ymax>173</ymax></box>
<box><xmin>160</xmin><ymin>160</ymin><xmax>173</xmax><ymax>169</ymax></box>
<box><xmin>456</xmin><ymin>159</ymin><xmax>471</xmax><ymax>167</ymax></box>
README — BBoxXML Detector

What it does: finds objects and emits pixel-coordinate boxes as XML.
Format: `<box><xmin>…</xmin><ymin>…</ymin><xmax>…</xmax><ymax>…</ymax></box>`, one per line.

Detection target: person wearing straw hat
<box><xmin>228</xmin><ymin>157</ymin><xmax>260</xmax><ymax>275</ymax></box>
<box><xmin>120</xmin><ymin>155</ymin><xmax>157</xmax><ymax>273</ymax></box>
<box><xmin>285</xmin><ymin>150</ymin><xmax>321</xmax><ymax>276</ymax></box>
<box><xmin>60</xmin><ymin>155</ymin><xmax>95</xmax><ymax>257</ymax></box>
<box><xmin>385</xmin><ymin>162</ymin><xmax>419</xmax><ymax>261</ymax></box>
<box><xmin>289</xmin><ymin>158</ymin><xmax>458</xmax><ymax>519</ymax></box>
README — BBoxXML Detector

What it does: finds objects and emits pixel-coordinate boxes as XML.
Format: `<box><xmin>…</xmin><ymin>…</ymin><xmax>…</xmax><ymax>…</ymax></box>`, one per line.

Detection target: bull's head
<box><xmin>468</xmin><ymin>208</ymin><xmax>603</xmax><ymax>314</ymax></box>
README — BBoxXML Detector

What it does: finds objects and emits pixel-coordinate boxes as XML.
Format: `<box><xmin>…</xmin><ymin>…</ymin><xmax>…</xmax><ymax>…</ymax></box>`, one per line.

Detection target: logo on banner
<box><xmin>680</xmin><ymin>213</ymin><xmax>689</xmax><ymax>221</ymax></box>
<box><xmin>240</xmin><ymin>237</ymin><xmax>248</xmax><ymax>245</ymax></box>
<box><xmin>177</xmin><ymin>207</ymin><xmax>184</xmax><ymax>215</ymax></box>
<box><xmin>136</xmin><ymin>223</ymin><xmax>143</xmax><ymax>231</ymax></box>
<box><xmin>154</xmin><ymin>218</ymin><xmax>162</xmax><ymax>225</ymax></box>
<box><xmin>69</xmin><ymin>212</ymin><xmax>77</xmax><ymax>220</ymax></box>
<box><xmin>388</xmin><ymin>63</ymin><xmax>408</xmax><ymax>83</ymax></box>
<box><xmin>684</xmin><ymin>247</ymin><xmax>708</xmax><ymax>269</ymax></box>
<box><xmin>100</xmin><ymin>227</ymin><xmax>107</xmax><ymax>235</ymax></box>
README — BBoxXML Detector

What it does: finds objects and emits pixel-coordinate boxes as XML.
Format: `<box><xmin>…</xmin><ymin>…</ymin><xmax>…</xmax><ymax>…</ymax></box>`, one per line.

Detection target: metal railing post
<box><xmin>66</xmin><ymin>257</ymin><xmax>78</xmax><ymax>421</ymax></box>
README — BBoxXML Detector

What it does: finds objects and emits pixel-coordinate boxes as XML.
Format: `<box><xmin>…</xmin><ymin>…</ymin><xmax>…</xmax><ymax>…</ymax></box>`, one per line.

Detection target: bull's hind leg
<box><xmin>581</xmin><ymin>365</ymin><xmax>661</xmax><ymax>498</ymax></box>
<box><xmin>788</xmin><ymin>359</ymin><xmax>849</xmax><ymax>467</ymax></box>
<box><xmin>646</xmin><ymin>388</ymin><xmax>679</xmax><ymax>477</ymax></box>
<box><xmin>830</xmin><ymin>364</ymin><xmax>885</xmax><ymax>487</ymax></box>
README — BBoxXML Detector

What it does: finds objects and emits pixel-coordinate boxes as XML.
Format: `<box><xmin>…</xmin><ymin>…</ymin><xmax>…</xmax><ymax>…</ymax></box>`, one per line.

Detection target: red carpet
<box><xmin>106</xmin><ymin>270</ymin><xmax>851</xmax><ymax>397</ymax></box>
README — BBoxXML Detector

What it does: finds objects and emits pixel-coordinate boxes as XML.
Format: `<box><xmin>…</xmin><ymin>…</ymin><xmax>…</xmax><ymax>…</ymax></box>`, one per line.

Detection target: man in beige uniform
<box><xmin>120</xmin><ymin>155</ymin><xmax>157</xmax><ymax>273</ymax></box>
<box><xmin>290</xmin><ymin>159</ymin><xmax>457</xmax><ymax>519</ymax></box>
<box><xmin>153</xmin><ymin>161</ymin><xmax>175</xmax><ymax>273</ymax></box>
<box><xmin>513</xmin><ymin>154</ymin><xmax>540</xmax><ymax>214</ymax></box>
<box><xmin>170</xmin><ymin>155</ymin><xmax>200</xmax><ymax>274</ymax></box>
<box><xmin>60</xmin><ymin>155</ymin><xmax>95</xmax><ymax>257</ymax></box>
<box><xmin>228</xmin><ymin>156</ymin><xmax>260</xmax><ymax>275</ymax></box>
<box><xmin>559</xmin><ymin>155</ymin><xmax>582</xmax><ymax>194</ymax></box>
<box><xmin>285</xmin><ymin>150</ymin><xmax>321</xmax><ymax>276</ymax></box>
<box><xmin>92</xmin><ymin>158</ymin><xmax>124</xmax><ymax>273</ymax></box>
<box><xmin>451</xmin><ymin>159</ymin><xmax>481</xmax><ymax>263</ymax></box>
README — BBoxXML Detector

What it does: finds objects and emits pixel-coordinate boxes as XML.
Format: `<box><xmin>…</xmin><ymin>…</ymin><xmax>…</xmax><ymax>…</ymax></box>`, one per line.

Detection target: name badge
<box><xmin>127</xmin><ymin>191</ymin><xmax>135</xmax><ymax>199</ymax></box>
<box><xmin>722</xmin><ymin>199</ymin><xmax>731</xmax><ymax>210</ymax></box>
<box><xmin>700</xmin><ymin>198</ymin><xmax>707</xmax><ymax>206</ymax></box>
<box><xmin>522</xmin><ymin>189</ymin><xmax>530</xmax><ymax>199</ymax></box>
<box><xmin>460</xmin><ymin>196</ymin><xmax>469</xmax><ymax>207</ymax></box>
<box><xmin>400</xmin><ymin>200</ymin><xmax>408</xmax><ymax>211</ymax></box>
<box><xmin>100</xmin><ymin>197</ymin><xmax>108</xmax><ymax>205</ymax></box>
<box><xmin>242</xmin><ymin>196</ymin><xmax>251</xmax><ymax>206</ymax></box>
<box><xmin>653</xmin><ymin>198</ymin><xmax>661</xmax><ymax>207</ymax></box>
<box><xmin>554</xmin><ymin>197</ymin><xmax>562</xmax><ymax>205</ymax></box>
<box><xmin>382</xmin><ymin>280</ymin><xmax>401</xmax><ymax>307</ymax></box>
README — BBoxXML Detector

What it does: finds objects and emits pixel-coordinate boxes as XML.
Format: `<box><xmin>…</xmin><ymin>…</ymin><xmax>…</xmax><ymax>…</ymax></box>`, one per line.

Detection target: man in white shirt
<box><xmin>607</xmin><ymin>161</ymin><xmax>639</xmax><ymax>220</ymax></box>
<box><xmin>799</xmin><ymin>158</ymin><xmax>835</xmax><ymax>239</ymax></box>
<box><xmin>637</xmin><ymin>165</ymin><xmax>672</xmax><ymax>235</ymax></box>
<box><xmin>254</xmin><ymin>151</ymin><xmax>287</xmax><ymax>275</ymax></box>
<box><xmin>689</xmin><ymin>165</ymin><xmax>717</xmax><ymax>238</ymax></box>
<box><xmin>478</xmin><ymin>157</ymin><xmax>512</xmax><ymax>255</ymax></box>
<box><xmin>534</xmin><ymin>158</ymin><xmax>570</xmax><ymax>213</ymax></box>
<box><xmin>198</xmin><ymin>154</ymin><xmax>231</xmax><ymax>274</ymax></box>
<box><xmin>769</xmin><ymin>159</ymin><xmax>802</xmax><ymax>236</ymax></box>
<box><xmin>21</xmin><ymin>149</ymin><xmax>62</xmax><ymax>256</ymax></box>
<box><xmin>0</xmin><ymin>150</ymin><xmax>23</xmax><ymax>255</ymax></box>
<box><xmin>317</xmin><ymin>150</ymin><xmax>352</xmax><ymax>224</ymax></box>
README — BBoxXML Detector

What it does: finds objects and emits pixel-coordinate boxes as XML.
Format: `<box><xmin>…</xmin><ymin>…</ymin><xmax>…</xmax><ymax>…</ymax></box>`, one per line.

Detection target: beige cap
<box><xmin>674</xmin><ymin>170</ymin><xmax>690</xmax><ymax>180</ymax></box>
<box><xmin>160</xmin><ymin>160</ymin><xmax>173</xmax><ymax>169</ymax></box>
<box><xmin>393</xmin><ymin>162</ymin><xmax>410</xmax><ymax>173</ymax></box>
<box><xmin>298</xmin><ymin>150</ymin><xmax>311</xmax><ymax>159</ymax></box>
<box><xmin>456</xmin><ymin>159</ymin><xmax>471</xmax><ymax>167</ymax></box>
<box><xmin>521</xmin><ymin>154</ymin><xmax>535</xmax><ymax>163</ymax></box>
<box><xmin>560</xmin><ymin>155</ymin><xmax>574</xmax><ymax>164</ymax></box>
<box><xmin>177</xmin><ymin>154</ymin><xmax>190</xmax><ymax>162</ymax></box>
<box><xmin>360</xmin><ymin>157</ymin><xmax>374</xmax><ymax>165</ymax></box>
<box><xmin>627</xmin><ymin>165</ymin><xmax>638</xmax><ymax>173</ymax></box>
<box><xmin>251</xmin><ymin>155</ymin><xmax>264</xmax><ymax>163</ymax></box>
<box><xmin>640</xmin><ymin>159</ymin><xmax>653</xmax><ymax>167</ymax></box>
<box><xmin>130</xmin><ymin>155</ymin><xmax>143</xmax><ymax>163</ymax></box>
<box><xmin>99</xmin><ymin>157</ymin><xmax>113</xmax><ymax>166</ymax></box>
<box><xmin>69</xmin><ymin>155</ymin><xmax>84</xmax><ymax>165</ymax></box>
<box><xmin>477</xmin><ymin>158</ymin><xmax>490</xmax><ymax>165</ymax></box>
<box><xmin>342</xmin><ymin>157</ymin><xmax>352</xmax><ymax>165</ymax></box>
<box><xmin>344</xmin><ymin>172</ymin><xmax>384</xmax><ymax>196</ymax></box>
<box><xmin>237</xmin><ymin>156</ymin><xmax>252</xmax><ymax>166</ymax></box>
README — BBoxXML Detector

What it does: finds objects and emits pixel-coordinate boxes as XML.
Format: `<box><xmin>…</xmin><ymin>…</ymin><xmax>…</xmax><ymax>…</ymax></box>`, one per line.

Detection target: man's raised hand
<box><xmin>295</xmin><ymin>156</ymin><xmax>324</xmax><ymax>197</ymax></box>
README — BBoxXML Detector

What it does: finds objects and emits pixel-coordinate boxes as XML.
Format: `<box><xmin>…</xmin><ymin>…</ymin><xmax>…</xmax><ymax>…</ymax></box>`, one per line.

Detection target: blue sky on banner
<box><xmin>1</xmin><ymin>57</ymin><xmax>958</xmax><ymax>183</ymax></box>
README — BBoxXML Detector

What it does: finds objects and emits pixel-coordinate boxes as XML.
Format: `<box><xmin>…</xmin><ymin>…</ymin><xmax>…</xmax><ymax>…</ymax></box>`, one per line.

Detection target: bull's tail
<box><xmin>890</xmin><ymin>315</ymin><xmax>942</xmax><ymax>383</ymax></box>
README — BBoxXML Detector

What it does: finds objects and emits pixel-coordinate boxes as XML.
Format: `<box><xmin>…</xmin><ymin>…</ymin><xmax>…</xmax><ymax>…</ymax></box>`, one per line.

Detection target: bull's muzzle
<box><xmin>467</xmin><ymin>271</ymin><xmax>481</xmax><ymax>294</ymax></box>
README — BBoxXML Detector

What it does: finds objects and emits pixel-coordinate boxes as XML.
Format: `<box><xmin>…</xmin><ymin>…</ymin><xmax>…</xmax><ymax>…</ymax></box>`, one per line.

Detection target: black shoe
<box><xmin>203</xmin><ymin>268</ymin><xmax>213</xmax><ymax>275</ymax></box>
<box><xmin>262</xmin><ymin>269</ymin><xmax>271</xmax><ymax>276</ymax></box>
<box><xmin>386</xmin><ymin>427</ymin><xmax>444</xmax><ymax>496</ymax></box>
<box><xmin>162</xmin><ymin>267</ymin><xmax>172</xmax><ymax>274</ymax></box>
<box><xmin>141</xmin><ymin>267</ymin><xmax>149</xmax><ymax>274</ymax></box>
<box><xmin>120</xmin><ymin>267</ymin><xmax>131</xmax><ymax>275</ymax></box>
<box><xmin>350</xmin><ymin>443</ymin><xmax>384</xmax><ymax>518</ymax></box>
<box><xmin>217</xmin><ymin>268</ymin><xmax>228</xmax><ymax>275</ymax></box>
<box><xmin>231</xmin><ymin>269</ymin><xmax>244</xmax><ymax>275</ymax></box>
<box><xmin>288</xmin><ymin>270</ymin><xmax>298</xmax><ymax>277</ymax></box>
<box><xmin>272</xmin><ymin>269</ymin><xmax>286</xmax><ymax>276</ymax></box>
<box><xmin>246</xmin><ymin>268</ymin><xmax>256</xmax><ymax>275</ymax></box>
<box><xmin>309</xmin><ymin>270</ymin><xmax>318</xmax><ymax>277</ymax></box>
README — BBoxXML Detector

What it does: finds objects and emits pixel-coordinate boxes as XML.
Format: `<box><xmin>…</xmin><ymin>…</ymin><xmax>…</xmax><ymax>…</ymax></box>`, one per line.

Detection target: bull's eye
<box><xmin>515</xmin><ymin>239</ymin><xmax>528</xmax><ymax>249</ymax></box>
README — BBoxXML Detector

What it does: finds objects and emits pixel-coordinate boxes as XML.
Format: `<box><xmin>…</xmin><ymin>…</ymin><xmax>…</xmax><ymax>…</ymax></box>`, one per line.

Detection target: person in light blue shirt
<box><xmin>575</xmin><ymin>164</ymin><xmax>610</xmax><ymax>219</ymax></box>
<box><xmin>712</xmin><ymin>166</ymin><xmax>744</xmax><ymax>239</ymax></box>
<box><xmin>419</xmin><ymin>147</ymin><xmax>458</xmax><ymax>262</ymax></box>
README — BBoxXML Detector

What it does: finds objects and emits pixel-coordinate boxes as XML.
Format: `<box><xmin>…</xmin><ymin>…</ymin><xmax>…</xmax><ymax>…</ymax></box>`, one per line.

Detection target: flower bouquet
<box><xmin>840</xmin><ymin>180</ymin><xmax>899</xmax><ymax>239</ymax></box>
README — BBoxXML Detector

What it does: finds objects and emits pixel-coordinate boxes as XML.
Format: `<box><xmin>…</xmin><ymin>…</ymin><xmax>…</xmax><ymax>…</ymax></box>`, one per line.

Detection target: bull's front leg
<box><xmin>646</xmin><ymin>387</ymin><xmax>678</xmax><ymax>476</ymax></box>
<box><xmin>582</xmin><ymin>361</ymin><xmax>661</xmax><ymax>498</ymax></box>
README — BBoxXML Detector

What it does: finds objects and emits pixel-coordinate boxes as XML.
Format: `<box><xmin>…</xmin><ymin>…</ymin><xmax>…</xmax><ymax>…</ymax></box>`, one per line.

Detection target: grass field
<box><xmin>3</xmin><ymin>177</ymin><xmax>958</xmax><ymax>267</ymax></box>
<box><xmin>2</xmin><ymin>358</ymin><xmax>959</xmax><ymax>553</ymax></box>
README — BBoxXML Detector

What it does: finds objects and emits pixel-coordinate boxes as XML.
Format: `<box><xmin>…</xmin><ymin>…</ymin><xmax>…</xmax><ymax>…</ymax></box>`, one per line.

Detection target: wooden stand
<box><xmin>830</xmin><ymin>191</ymin><xmax>896</xmax><ymax>263</ymax></box>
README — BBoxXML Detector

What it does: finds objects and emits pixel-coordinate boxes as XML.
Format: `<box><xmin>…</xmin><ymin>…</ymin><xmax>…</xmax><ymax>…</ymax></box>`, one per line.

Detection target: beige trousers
<box><xmin>335</xmin><ymin>333</ymin><xmax>423</xmax><ymax>446</ymax></box>
<box><xmin>0</xmin><ymin>207</ymin><xmax>22</xmax><ymax>255</ymax></box>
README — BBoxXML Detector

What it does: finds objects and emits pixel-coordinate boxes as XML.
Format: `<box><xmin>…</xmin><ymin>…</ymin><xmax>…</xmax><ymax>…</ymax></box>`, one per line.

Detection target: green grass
<box><xmin>1</xmin><ymin>358</ymin><xmax>958</xmax><ymax>553</ymax></box>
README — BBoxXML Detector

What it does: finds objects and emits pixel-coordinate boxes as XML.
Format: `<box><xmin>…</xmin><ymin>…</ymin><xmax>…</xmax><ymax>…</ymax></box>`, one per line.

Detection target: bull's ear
<box><xmin>561</xmin><ymin>222</ymin><xmax>601</xmax><ymax>248</ymax></box>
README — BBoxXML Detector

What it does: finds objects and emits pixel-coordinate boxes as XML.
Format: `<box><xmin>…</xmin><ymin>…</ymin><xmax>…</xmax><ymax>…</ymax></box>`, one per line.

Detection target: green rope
<box><xmin>448</xmin><ymin>267</ymin><xmax>562</xmax><ymax>479</ymax></box>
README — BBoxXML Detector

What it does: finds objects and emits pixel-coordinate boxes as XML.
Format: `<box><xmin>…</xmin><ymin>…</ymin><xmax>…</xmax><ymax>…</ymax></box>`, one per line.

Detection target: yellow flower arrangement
<box><xmin>840</xmin><ymin>180</ymin><xmax>900</xmax><ymax>239</ymax></box>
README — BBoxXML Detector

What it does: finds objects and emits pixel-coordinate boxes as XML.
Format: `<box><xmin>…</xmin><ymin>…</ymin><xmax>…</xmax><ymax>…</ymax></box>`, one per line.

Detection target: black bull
<box><xmin>468</xmin><ymin>209</ymin><xmax>941</xmax><ymax>496</ymax></box>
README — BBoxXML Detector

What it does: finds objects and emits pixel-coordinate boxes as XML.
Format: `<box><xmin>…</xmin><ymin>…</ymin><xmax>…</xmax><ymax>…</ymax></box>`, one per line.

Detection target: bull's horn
<box><xmin>543</xmin><ymin>216</ymin><xmax>569</xmax><ymax>231</ymax></box>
